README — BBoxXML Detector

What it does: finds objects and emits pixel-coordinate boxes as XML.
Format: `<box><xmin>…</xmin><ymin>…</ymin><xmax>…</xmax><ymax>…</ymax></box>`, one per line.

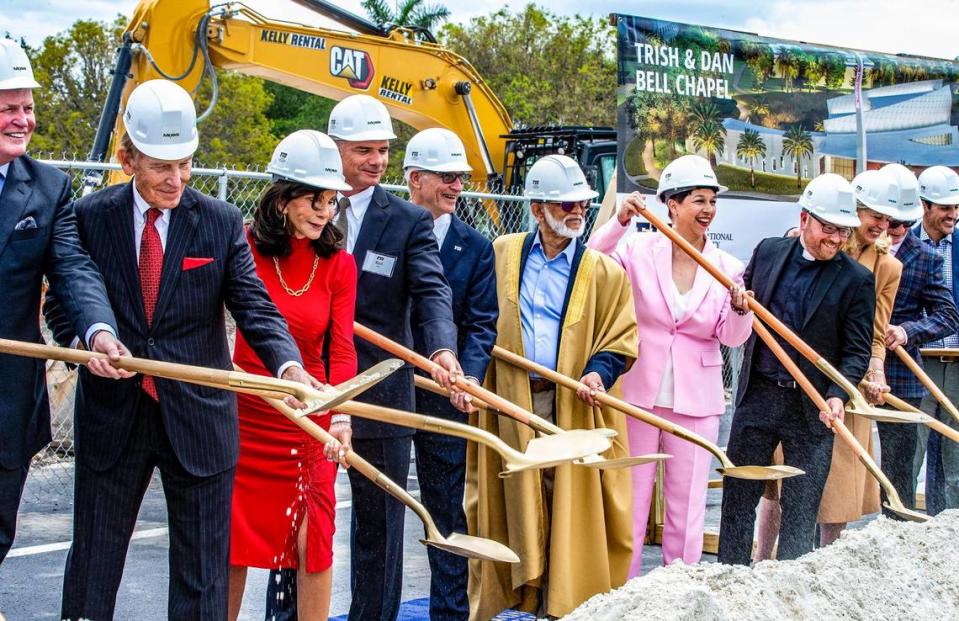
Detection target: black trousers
<box><xmin>877</xmin><ymin>396</ymin><xmax>921</xmax><ymax>519</ymax></box>
<box><xmin>0</xmin><ymin>463</ymin><xmax>29</xmax><ymax>566</ymax></box>
<box><xmin>61</xmin><ymin>398</ymin><xmax>234</xmax><ymax>621</ymax></box>
<box><xmin>718</xmin><ymin>377</ymin><xmax>835</xmax><ymax>564</ymax></box>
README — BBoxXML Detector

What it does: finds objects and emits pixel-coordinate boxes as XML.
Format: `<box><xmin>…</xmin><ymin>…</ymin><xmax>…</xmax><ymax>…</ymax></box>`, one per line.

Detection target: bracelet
<box><xmin>330</xmin><ymin>414</ymin><xmax>351</xmax><ymax>425</ymax></box>
<box><xmin>865</xmin><ymin>369</ymin><xmax>883</xmax><ymax>380</ymax></box>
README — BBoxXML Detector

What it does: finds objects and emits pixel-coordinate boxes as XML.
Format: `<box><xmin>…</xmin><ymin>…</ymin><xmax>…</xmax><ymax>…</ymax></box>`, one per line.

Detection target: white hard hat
<box><xmin>403</xmin><ymin>128</ymin><xmax>472</xmax><ymax>172</ymax></box>
<box><xmin>0</xmin><ymin>39</ymin><xmax>39</xmax><ymax>90</ymax></box>
<box><xmin>328</xmin><ymin>95</ymin><xmax>397</xmax><ymax>141</ymax></box>
<box><xmin>853</xmin><ymin>169</ymin><xmax>902</xmax><ymax>219</ymax></box>
<box><xmin>268</xmin><ymin>130</ymin><xmax>352</xmax><ymax>192</ymax></box>
<box><xmin>798</xmin><ymin>173</ymin><xmax>860</xmax><ymax>228</ymax></box>
<box><xmin>918</xmin><ymin>165</ymin><xmax>959</xmax><ymax>207</ymax></box>
<box><xmin>122</xmin><ymin>80</ymin><xmax>198</xmax><ymax>160</ymax></box>
<box><xmin>656</xmin><ymin>154</ymin><xmax>728</xmax><ymax>202</ymax></box>
<box><xmin>524</xmin><ymin>154</ymin><xmax>598</xmax><ymax>202</ymax></box>
<box><xmin>881</xmin><ymin>163</ymin><xmax>923</xmax><ymax>220</ymax></box>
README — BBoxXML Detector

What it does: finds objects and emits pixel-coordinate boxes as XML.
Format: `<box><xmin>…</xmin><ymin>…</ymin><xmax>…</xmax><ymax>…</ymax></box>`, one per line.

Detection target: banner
<box><xmin>614</xmin><ymin>14</ymin><xmax>959</xmax><ymax>261</ymax></box>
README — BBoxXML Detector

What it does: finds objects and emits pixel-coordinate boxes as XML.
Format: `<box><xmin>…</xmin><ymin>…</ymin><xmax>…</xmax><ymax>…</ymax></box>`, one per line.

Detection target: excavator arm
<box><xmin>95</xmin><ymin>0</ymin><xmax>513</xmax><ymax>182</ymax></box>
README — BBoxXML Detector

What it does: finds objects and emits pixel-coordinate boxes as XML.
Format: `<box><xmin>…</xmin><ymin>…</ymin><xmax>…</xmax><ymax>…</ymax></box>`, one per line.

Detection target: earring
<box><xmin>281</xmin><ymin>211</ymin><xmax>288</xmax><ymax>227</ymax></box>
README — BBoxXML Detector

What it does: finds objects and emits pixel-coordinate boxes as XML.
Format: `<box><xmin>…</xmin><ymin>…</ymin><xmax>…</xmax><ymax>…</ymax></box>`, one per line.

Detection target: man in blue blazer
<box><xmin>405</xmin><ymin>128</ymin><xmax>498</xmax><ymax>620</ymax></box>
<box><xmin>0</xmin><ymin>39</ymin><xmax>128</xmax><ymax>570</ymax></box>
<box><xmin>44</xmin><ymin>80</ymin><xmax>313</xmax><ymax>621</ymax></box>
<box><xmin>883</xmin><ymin>212</ymin><xmax>959</xmax><ymax>518</ymax></box>
<box><xmin>912</xmin><ymin>165</ymin><xmax>959</xmax><ymax>516</ymax></box>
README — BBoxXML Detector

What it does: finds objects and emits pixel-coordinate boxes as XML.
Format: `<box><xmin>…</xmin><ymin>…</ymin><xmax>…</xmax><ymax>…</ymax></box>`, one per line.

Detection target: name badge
<box><xmin>362</xmin><ymin>251</ymin><xmax>397</xmax><ymax>278</ymax></box>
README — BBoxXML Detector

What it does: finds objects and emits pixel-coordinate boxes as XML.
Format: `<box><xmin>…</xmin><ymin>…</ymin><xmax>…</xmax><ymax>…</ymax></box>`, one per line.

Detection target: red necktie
<box><xmin>139</xmin><ymin>207</ymin><xmax>163</xmax><ymax>401</ymax></box>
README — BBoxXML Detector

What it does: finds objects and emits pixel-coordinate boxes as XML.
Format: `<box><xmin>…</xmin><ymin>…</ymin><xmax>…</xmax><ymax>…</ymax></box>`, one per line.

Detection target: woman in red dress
<box><xmin>228</xmin><ymin>130</ymin><xmax>356</xmax><ymax>620</ymax></box>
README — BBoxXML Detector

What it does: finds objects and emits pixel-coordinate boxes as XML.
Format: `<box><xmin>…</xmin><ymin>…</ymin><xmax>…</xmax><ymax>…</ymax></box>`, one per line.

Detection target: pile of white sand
<box><xmin>564</xmin><ymin>510</ymin><xmax>959</xmax><ymax>620</ymax></box>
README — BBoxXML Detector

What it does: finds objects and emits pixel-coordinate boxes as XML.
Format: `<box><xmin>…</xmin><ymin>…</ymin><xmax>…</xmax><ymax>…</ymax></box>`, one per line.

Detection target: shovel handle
<box><xmin>751</xmin><ymin>321</ymin><xmax>901</xmax><ymax>496</ymax></box>
<box><xmin>884</xmin><ymin>393</ymin><xmax>959</xmax><ymax>445</ymax></box>
<box><xmin>894</xmin><ymin>346</ymin><xmax>959</xmax><ymax>425</ymax></box>
<box><xmin>353</xmin><ymin>322</ymin><xmax>536</xmax><ymax>426</ymax></box>
<box><xmin>638</xmin><ymin>208</ymin><xmax>819</xmax><ymax>364</ymax></box>
<box><xmin>490</xmin><ymin>345</ymin><xmax>732</xmax><ymax>467</ymax></box>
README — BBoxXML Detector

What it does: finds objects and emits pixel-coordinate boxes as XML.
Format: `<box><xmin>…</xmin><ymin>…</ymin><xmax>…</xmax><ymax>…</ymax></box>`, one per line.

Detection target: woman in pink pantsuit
<box><xmin>587</xmin><ymin>155</ymin><xmax>752</xmax><ymax>576</ymax></box>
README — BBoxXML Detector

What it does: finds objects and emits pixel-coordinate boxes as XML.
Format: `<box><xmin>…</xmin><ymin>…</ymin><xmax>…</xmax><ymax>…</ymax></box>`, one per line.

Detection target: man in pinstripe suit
<box><xmin>45</xmin><ymin>81</ymin><xmax>313</xmax><ymax>621</ymax></box>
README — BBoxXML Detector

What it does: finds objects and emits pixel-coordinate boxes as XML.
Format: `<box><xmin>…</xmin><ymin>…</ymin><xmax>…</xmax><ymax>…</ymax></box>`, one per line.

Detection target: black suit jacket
<box><xmin>44</xmin><ymin>183</ymin><xmax>301</xmax><ymax>476</ymax></box>
<box><xmin>351</xmin><ymin>185</ymin><xmax>456</xmax><ymax>439</ymax></box>
<box><xmin>0</xmin><ymin>155</ymin><xmax>115</xmax><ymax>469</ymax></box>
<box><xmin>736</xmin><ymin>236</ymin><xmax>875</xmax><ymax>434</ymax></box>
<box><xmin>413</xmin><ymin>215</ymin><xmax>498</xmax><ymax>419</ymax></box>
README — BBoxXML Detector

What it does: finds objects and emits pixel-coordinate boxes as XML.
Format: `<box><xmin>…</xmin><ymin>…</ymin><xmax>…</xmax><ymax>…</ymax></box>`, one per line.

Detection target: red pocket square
<box><xmin>182</xmin><ymin>257</ymin><xmax>214</xmax><ymax>271</ymax></box>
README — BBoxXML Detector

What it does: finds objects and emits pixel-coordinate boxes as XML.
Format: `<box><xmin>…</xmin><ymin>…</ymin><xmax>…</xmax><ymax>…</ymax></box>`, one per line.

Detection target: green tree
<box><xmin>823</xmin><ymin>54</ymin><xmax>847</xmax><ymax>90</ymax></box>
<box><xmin>265</xmin><ymin>82</ymin><xmax>335</xmax><ymax>139</ymax></box>
<box><xmin>742</xmin><ymin>42</ymin><xmax>774</xmax><ymax>90</ymax></box>
<box><xmin>782</xmin><ymin>125</ymin><xmax>814</xmax><ymax>188</ymax></box>
<box><xmin>193</xmin><ymin>70</ymin><xmax>276</xmax><ymax>167</ymax></box>
<box><xmin>28</xmin><ymin>16</ymin><xmax>127</xmax><ymax>156</ymax></box>
<box><xmin>691</xmin><ymin>120</ymin><xmax>725</xmax><ymax>167</ymax></box>
<box><xmin>736</xmin><ymin>128</ymin><xmax>766</xmax><ymax>188</ymax></box>
<box><xmin>776</xmin><ymin>48</ymin><xmax>800</xmax><ymax>91</ymax></box>
<box><xmin>803</xmin><ymin>56</ymin><xmax>826</xmax><ymax>91</ymax></box>
<box><xmin>440</xmin><ymin>4</ymin><xmax>615</xmax><ymax>127</ymax></box>
<box><xmin>362</xmin><ymin>0</ymin><xmax>451</xmax><ymax>33</ymax></box>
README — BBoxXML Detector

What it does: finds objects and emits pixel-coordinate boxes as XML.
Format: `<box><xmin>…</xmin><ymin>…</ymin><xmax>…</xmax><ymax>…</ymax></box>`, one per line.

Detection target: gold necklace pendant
<box><xmin>273</xmin><ymin>254</ymin><xmax>320</xmax><ymax>297</ymax></box>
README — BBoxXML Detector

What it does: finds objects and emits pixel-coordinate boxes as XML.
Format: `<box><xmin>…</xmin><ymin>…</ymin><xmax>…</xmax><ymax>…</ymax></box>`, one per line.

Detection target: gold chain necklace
<box><xmin>273</xmin><ymin>254</ymin><xmax>320</xmax><ymax>297</ymax></box>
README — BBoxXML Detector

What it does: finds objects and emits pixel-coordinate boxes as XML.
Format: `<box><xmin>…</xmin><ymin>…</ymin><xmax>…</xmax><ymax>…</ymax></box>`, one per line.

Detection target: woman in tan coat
<box><xmin>817</xmin><ymin>169</ymin><xmax>903</xmax><ymax>545</ymax></box>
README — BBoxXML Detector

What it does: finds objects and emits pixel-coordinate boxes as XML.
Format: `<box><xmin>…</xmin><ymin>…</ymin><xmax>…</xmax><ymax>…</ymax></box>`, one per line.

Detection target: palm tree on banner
<box><xmin>736</xmin><ymin>128</ymin><xmax>766</xmax><ymax>188</ymax></box>
<box><xmin>782</xmin><ymin>125</ymin><xmax>814</xmax><ymax>189</ymax></box>
<box><xmin>691</xmin><ymin>121</ymin><xmax>726</xmax><ymax>167</ymax></box>
<box><xmin>361</xmin><ymin>0</ymin><xmax>451</xmax><ymax>37</ymax></box>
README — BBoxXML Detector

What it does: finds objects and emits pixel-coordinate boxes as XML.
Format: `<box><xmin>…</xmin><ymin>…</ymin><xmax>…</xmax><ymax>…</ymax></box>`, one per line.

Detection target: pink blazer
<box><xmin>587</xmin><ymin>219</ymin><xmax>753</xmax><ymax>417</ymax></box>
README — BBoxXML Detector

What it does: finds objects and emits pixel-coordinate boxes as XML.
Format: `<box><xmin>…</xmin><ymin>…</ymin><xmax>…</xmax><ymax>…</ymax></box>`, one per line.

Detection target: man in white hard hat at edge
<box><xmin>912</xmin><ymin>165</ymin><xmax>959</xmax><ymax>516</ymax></box>
<box><xmin>467</xmin><ymin>154</ymin><xmax>638</xmax><ymax>619</ymax></box>
<box><xmin>718</xmin><ymin>173</ymin><xmax>875</xmax><ymax>564</ymax></box>
<box><xmin>0</xmin><ymin>38</ymin><xmax>129</xmax><ymax>576</ymax></box>
<box><xmin>44</xmin><ymin>79</ymin><xmax>316</xmax><ymax>621</ymax></box>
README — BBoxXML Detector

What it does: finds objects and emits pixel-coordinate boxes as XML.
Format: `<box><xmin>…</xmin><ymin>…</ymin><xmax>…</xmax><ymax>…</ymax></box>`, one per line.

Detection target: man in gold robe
<box><xmin>466</xmin><ymin>155</ymin><xmax>638</xmax><ymax>619</ymax></box>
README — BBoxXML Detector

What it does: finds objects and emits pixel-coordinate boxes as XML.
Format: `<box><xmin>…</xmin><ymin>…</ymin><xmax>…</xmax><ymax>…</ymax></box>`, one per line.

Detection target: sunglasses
<box><xmin>888</xmin><ymin>219</ymin><xmax>916</xmax><ymax>229</ymax></box>
<box><xmin>425</xmin><ymin>171</ymin><xmax>471</xmax><ymax>184</ymax></box>
<box><xmin>546</xmin><ymin>200</ymin><xmax>590</xmax><ymax>213</ymax></box>
<box><xmin>806</xmin><ymin>211</ymin><xmax>852</xmax><ymax>238</ymax></box>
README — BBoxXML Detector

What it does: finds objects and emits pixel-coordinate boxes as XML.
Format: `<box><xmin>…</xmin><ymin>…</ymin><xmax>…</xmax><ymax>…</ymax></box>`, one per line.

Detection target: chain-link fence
<box><xmin>29</xmin><ymin>156</ymin><xmax>740</xmax><ymax>499</ymax></box>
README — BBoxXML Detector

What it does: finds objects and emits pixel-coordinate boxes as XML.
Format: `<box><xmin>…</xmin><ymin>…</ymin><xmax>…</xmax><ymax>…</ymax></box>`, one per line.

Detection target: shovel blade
<box><xmin>296</xmin><ymin>358</ymin><xmax>404</xmax><ymax>416</ymax></box>
<box><xmin>422</xmin><ymin>533</ymin><xmax>520</xmax><ymax>563</ymax></box>
<box><xmin>717</xmin><ymin>464</ymin><xmax>805</xmax><ymax>480</ymax></box>
<box><xmin>882</xmin><ymin>501</ymin><xmax>928</xmax><ymax>522</ymax></box>
<box><xmin>497</xmin><ymin>430</ymin><xmax>614</xmax><ymax>477</ymax></box>
<box><xmin>574</xmin><ymin>452</ymin><xmax>671</xmax><ymax>469</ymax></box>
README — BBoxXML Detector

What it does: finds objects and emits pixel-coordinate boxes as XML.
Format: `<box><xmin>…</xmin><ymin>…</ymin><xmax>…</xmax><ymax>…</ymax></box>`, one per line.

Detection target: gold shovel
<box><xmin>353</xmin><ymin>323</ymin><xmax>618</xmax><ymax>459</ymax></box>
<box><xmin>0</xmin><ymin>337</ymin><xmax>397</xmax><ymax>415</ymax></box>
<box><xmin>896</xmin><ymin>347</ymin><xmax>959</xmax><ymax>425</ymax></box>
<box><xmin>413</xmin><ymin>375</ymin><xmax>669</xmax><ymax>470</ymax></box>
<box><xmin>490</xmin><ymin>345</ymin><xmax>801</xmax><ymax>481</ymax></box>
<box><xmin>235</xmin><ymin>365</ymin><xmax>520</xmax><ymax>564</ymax></box>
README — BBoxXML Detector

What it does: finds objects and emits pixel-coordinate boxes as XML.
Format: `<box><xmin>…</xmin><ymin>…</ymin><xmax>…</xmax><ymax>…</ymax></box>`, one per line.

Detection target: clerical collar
<box><xmin>797</xmin><ymin>237</ymin><xmax>816</xmax><ymax>261</ymax></box>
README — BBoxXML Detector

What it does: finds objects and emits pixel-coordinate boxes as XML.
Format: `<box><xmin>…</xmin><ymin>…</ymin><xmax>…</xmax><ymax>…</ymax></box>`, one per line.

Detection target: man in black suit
<box><xmin>44</xmin><ymin>80</ymin><xmax>314</xmax><ymax>621</ymax></box>
<box><xmin>0</xmin><ymin>39</ymin><xmax>129</xmax><ymax>570</ymax></box>
<box><xmin>718</xmin><ymin>174</ymin><xmax>875</xmax><ymax>564</ymax></box>
<box><xmin>405</xmin><ymin>128</ymin><xmax>497</xmax><ymax>620</ymax></box>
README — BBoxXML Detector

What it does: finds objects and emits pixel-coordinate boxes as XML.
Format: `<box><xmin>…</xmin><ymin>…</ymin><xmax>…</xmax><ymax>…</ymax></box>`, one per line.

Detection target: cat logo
<box><xmin>330</xmin><ymin>46</ymin><xmax>374</xmax><ymax>90</ymax></box>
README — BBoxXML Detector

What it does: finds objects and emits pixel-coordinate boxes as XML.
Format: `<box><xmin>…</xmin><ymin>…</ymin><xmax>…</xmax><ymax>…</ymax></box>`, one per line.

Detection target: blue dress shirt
<box><xmin>520</xmin><ymin>232</ymin><xmax>577</xmax><ymax>375</ymax></box>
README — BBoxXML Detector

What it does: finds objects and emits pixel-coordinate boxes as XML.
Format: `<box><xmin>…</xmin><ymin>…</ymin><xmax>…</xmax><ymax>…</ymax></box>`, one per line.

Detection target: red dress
<box><xmin>230</xmin><ymin>234</ymin><xmax>357</xmax><ymax>572</ymax></box>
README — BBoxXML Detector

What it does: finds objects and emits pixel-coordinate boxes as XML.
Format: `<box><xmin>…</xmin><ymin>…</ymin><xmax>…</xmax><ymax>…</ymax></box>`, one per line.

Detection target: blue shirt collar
<box><xmin>920</xmin><ymin>225</ymin><xmax>952</xmax><ymax>245</ymax></box>
<box><xmin>531</xmin><ymin>229</ymin><xmax>577</xmax><ymax>264</ymax></box>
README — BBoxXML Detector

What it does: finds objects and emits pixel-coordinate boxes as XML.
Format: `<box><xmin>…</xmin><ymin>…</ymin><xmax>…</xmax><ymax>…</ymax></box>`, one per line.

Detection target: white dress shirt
<box><xmin>132</xmin><ymin>181</ymin><xmax>171</xmax><ymax>258</ymax></box>
<box><xmin>432</xmin><ymin>213</ymin><xmax>452</xmax><ymax>249</ymax></box>
<box><xmin>338</xmin><ymin>186</ymin><xmax>376</xmax><ymax>253</ymax></box>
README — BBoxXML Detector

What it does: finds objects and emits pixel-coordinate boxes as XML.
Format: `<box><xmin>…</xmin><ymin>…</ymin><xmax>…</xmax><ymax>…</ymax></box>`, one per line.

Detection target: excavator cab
<box><xmin>501</xmin><ymin>127</ymin><xmax>617</xmax><ymax>197</ymax></box>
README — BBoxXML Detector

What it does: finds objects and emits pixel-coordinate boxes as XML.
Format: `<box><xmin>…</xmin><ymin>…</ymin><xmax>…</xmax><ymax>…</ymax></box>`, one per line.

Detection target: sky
<box><xmin>2</xmin><ymin>0</ymin><xmax>958</xmax><ymax>60</ymax></box>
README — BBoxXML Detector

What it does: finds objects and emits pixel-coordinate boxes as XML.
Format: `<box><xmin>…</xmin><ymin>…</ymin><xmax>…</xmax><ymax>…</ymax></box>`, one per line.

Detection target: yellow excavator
<box><xmin>86</xmin><ymin>0</ymin><xmax>616</xmax><ymax>197</ymax></box>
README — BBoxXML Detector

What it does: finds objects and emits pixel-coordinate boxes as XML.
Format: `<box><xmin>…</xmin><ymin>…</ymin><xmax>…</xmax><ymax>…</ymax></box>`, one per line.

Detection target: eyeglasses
<box><xmin>888</xmin><ymin>219</ymin><xmax>916</xmax><ymax>230</ymax></box>
<box><xmin>547</xmin><ymin>200</ymin><xmax>590</xmax><ymax>213</ymax></box>
<box><xmin>425</xmin><ymin>171</ymin><xmax>471</xmax><ymax>184</ymax></box>
<box><xmin>806</xmin><ymin>211</ymin><xmax>852</xmax><ymax>238</ymax></box>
